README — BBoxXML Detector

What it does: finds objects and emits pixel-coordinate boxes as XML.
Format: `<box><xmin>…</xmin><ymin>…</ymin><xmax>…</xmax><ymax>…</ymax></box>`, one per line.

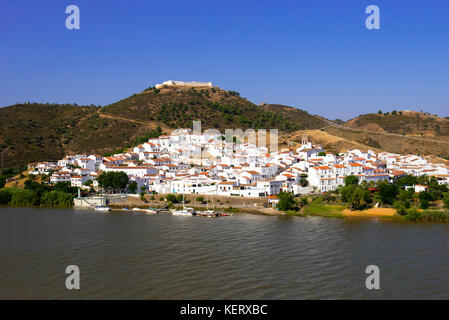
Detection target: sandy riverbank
<box><xmin>342</xmin><ymin>207</ymin><xmax>397</xmax><ymax>217</ymax></box>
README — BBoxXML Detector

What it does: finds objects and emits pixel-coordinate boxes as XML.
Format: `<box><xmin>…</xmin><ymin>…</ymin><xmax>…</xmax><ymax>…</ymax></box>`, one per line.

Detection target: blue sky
<box><xmin>1</xmin><ymin>0</ymin><xmax>448</xmax><ymax>120</ymax></box>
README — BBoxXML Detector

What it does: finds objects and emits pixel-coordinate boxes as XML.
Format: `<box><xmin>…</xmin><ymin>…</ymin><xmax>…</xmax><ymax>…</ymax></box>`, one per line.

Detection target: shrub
<box><xmin>394</xmin><ymin>201</ymin><xmax>407</xmax><ymax>216</ymax></box>
<box><xmin>403</xmin><ymin>209</ymin><xmax>423</xmax><ymax>221</ymax></box>
<box><xmin>127</xmin><ymin>181</ymin><xmax>138</xmax><ymax>194</ymax></box>
<box><xmin>344</xmin><ymin>175</ymin><xmax>359</xmax><ymax>186</ymax></box>
<box><xmin>0</xmin><ymin>189</ymin><xmax>12</xmax><ymax>204</ymax></box>
<box><xmin>420</xmin><ymin>199</ymin><xmax>430</xmax><ymax>209</ymax></box>
<box><xmin>299</xmin><ymin>197</ymin><xmax>309</xmax><ymax>206</ymax></box>
<box><xmin>277</xmin><ymin>191</ymin><xmax>296</xmax><ymax>211</ymax></box>
<box><xmin>443</xmin><ymin>193</ymin><xmax>449</xmax><ymax>210</ymax></box>
<box><xmin>40</xmin><ymin>191</ymin><xmax>74</xmax><ymax>207</ymax></box>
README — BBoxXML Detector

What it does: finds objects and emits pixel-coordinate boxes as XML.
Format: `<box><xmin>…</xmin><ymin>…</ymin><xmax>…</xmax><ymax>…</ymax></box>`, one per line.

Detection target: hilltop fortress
<box><xmin>155</xmin><ymin>80</ymin><xmax>213</xmax><ymax>89</ymax></box>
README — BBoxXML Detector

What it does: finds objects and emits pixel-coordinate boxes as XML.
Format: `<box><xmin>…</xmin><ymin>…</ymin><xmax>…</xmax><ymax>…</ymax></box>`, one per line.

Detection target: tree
<box><xmin>0</xmin><ymin>176</ymin><xmax>6</xmax><ymax>189</ymax></box>
<box><xmin>344</xmin><ymin>175</ymin><xmax>359</xmax><ymax>187</ymax></box>
<box><xmin>1</xmin><ymin>176</ymin><xmax>7</xmax><ymax>189</ymax></box>
<box><xmin>0</xmin><ymin>189</ymin><xmax>12</xmax><ymax>204</ymax></box>
<box><xmin>378</xmin><ymin>110</ymin><xmax>382</xmax><ymax>114</ymax></box>
<box><xmin>128</xmin><ymin>181</ymin><xmax>138</xmax><ymax>194</ymax></box>
<box><xmin>420</xmin><ymin>199</ymin><xmax>430</xmax><ymax>209</ymax></box>
<box><xmin>340</xmin><ymin>185</ymin><xmax>356</xmax><ymax>203</ymax></box>
<box><xmin>299</xmin><ymin>178</ymin><xmax>309</xmax><ymax>187</ymax></box>
<box><xmin>166</xmin><ymin>194</ymin><xmax>178</xmax><ymax>203</ymax></box>
<box><xmin>418</xmin><ymin>191</ymin><xmax>433</xmax><ymax>202</ymax></box>
<box><xmin>97</xmin><ymin>172</ymin><xmax>129</xmax><ymax>193</ymax></box>
<box><xmin>318</xmin><ymin>152</ymin><xmax>326</xmax><ymax>156</ymax></box>
<box><xmin>378</xmin><ymin>181</ymin><xmax>398</xmax><ymax>205</ymax></box>
<box><xmin>398</xmin><ymin>188</ymin><xmax>414</xmax><ymax>201</ymax></box>
<box><xmin>277</xmin><ymin>191</ymin><xmax>296</xmax><ymax>211</ymax></box>
<box><xmin>40</xmin><ymin>191</ymin><xmax>74</xmax><ymax>207</ymax></box>
<box><xmin>444</xmin><ymin>193</ymin><xmax>449</xmax><ymax>210</ymax></box>
<box><xmin>349</xmin><ymin>186</ymin><xmax>370</xmax><ymax>210</ymax></box>
<box><xmin>83</xmin><ymin>179</ymin><xmax>93</xmax><ymax>187</ymax></box>
<box><xmin>176</xmin><ymin>194</ymin><xmax>184</xmax><ymax>203</ymax></box>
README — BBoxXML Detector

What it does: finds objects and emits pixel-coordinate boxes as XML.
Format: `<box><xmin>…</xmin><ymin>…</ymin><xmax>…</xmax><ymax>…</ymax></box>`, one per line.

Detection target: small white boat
<box><xmin>132</xmin><ymin>208</ymin><xmax>142</xmax><ymax>212</ymax></box>
<box><xmin>172</xmin><ymin>210</ymin><xmax>193</xmax><ymax>216</ymax></box>
<box><xmin>143</xmin><ymin>209</ymin><xmax>157</xmax><ymax>214</ymax></box>
<box><xmin>95</xmin><ymin>206</ymin><xmax>110</xmax><ymax>212</ymax></box>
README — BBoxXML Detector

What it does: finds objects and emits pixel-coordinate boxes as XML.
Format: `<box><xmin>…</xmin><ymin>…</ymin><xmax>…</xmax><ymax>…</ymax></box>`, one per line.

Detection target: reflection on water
<box><xmin>0</xmin><ymin>207</ymin><xmax>448</xmax><ymax>299</ymax></box>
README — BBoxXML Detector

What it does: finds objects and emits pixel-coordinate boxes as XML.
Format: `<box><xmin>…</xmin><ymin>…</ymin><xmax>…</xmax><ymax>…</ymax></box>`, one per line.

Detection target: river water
<box><xmin>0</xmin><ymin>207</ymin><xmax>448</xmax><ymax>299</ymax></box>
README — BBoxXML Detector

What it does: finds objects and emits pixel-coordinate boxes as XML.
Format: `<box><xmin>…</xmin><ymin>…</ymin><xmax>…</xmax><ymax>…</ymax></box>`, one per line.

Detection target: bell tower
<box><xmin>302</xmin><ymin>133</ymin><xmax>308</xmax><ymax>147</ymax></box>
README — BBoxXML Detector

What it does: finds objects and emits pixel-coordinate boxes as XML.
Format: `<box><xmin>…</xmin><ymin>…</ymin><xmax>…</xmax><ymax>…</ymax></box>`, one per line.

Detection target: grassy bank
<box><xmin>303</xmin><ymin>198</ymin><xmax>346</xmax><ymax>218</ymax></box>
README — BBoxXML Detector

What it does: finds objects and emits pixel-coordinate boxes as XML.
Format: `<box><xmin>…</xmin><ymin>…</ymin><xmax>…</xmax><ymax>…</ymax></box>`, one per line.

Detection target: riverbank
<box><xmin>108</xmin><ymin>195</ymin><xmax>449</xmax><ymax>221</ymax></box>
<box><xmin>284</xmin><ymin>197</ymin><xmax>399</xmax><ymax>220</ymax></box>
<box><xmin>342</xmin><ymin>207</ymin><xmax>397</xmax><ymax>217</ymax></box>
<box><xmin>108</xmin><ymin>201</ymin><xmax>283</xmax><ymax>216</ymax></box>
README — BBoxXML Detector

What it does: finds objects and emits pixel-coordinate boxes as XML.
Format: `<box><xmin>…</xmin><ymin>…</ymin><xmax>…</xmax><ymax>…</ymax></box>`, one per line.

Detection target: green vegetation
<box><xmin>127</xmin><ymin>181</ymin><xmax>138</xmax><ymax>194</ymax></box>
<box><xmin>327</xmin><ymin>173</ymin><xmax>449</xmax><ymax>223</ymax></box>
<box><xmin>97</xmin><ymin>171</ymin><xmax>129</xmax><ymax>193</ymax></box>
<box><xmin>0</xmin><ymin>180</ymin><xmax>76</xmax><ymax>207</ymax></box>
<box><xmin>444</xmin><ymin>193</ymin><xmax>449</xmax><ymax>209</ymax></box>
<box><xmin>164</xmin><ymin>194</ymin><xmax>189</xmax><ymax>204</ymax></box>
<box><xmin>303</xmin><ymin>198</ymin><xmax>345</xmax><ymax>218</ymax></box>
<box><xmin>276</xmin><ymin>191</ymin><xmax>297</xmax><ymax>211</ymax></box>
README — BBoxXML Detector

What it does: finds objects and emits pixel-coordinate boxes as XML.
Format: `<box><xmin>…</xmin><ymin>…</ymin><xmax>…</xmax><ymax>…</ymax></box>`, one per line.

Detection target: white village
<box><xmin>28</xmin><ymin>127</ymin><xmax>449</xmax><ymax>210</ymax></box>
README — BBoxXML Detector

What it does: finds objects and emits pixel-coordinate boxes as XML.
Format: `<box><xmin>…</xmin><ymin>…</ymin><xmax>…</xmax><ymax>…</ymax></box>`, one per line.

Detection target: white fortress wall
<box><xmin>156</xmin><ymin>80</ymin><xmax>213</xmax><ymax>88</ymax></box>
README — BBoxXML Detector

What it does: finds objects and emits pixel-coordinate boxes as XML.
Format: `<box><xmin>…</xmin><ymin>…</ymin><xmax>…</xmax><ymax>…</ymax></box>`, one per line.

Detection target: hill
<box><xmin>101</xmin><ymin>86</ymin><xmax>327</xmax><ymax>131</ymax></box>
<box><xmin>345</xmin><ymin>111</ymin><xmax>449</xmax><ymax>140</ymax></box>
<box><xmin>0</xmin><ymin>86</ymin><xmax>327</xmax><ymax>168</ymax></box>
<box><xmin>282</xmin><ymin>111</ymin><xmax>449</xmax><ymax>160</ymax></box>
<box><xmin>3</xmin><ymin>87</ymin><xmax>447</xmax><ymax>169</ymax></box>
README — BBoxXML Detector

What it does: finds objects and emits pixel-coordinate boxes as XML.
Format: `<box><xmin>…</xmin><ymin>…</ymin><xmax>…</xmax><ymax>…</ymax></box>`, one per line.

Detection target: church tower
<box><xmin>301</xmin><ymin>133</ymin><xmax>308</xmax><ymax>147</ymax></box>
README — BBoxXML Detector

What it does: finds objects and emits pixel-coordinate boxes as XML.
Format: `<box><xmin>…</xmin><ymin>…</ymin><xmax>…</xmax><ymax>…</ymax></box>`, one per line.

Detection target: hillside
<box><xmin>259</xmin><ymin>104</ymin><xmax>326</xmax><ymax>130</ymax></box>
<box><xmin>345</xmin><ymin>111</ymin><xmax>449</xmax><ymax>140</ymax></box>
<box><xmin>3</xmin><ymin>87</ymin><xmax>448</xmax><ymax>169</ymax></box>
<box><xmin>283</xmin><ymin>118</ymin><xmax>449</xmax><ymax>160</ymax></box>
<box><xmin>101</xmin><ymin>86</ymin><xmax>327</xmax><ymax>131</ymax></box>
<box><xmin>0</xmin><ymin>86</ymin><xmax>327</xmax><ymax>168</ymax></box>
<box><xmin>0</xmin><ymin>103</ymin><xmax>167</xmax><ymax>168</ymax></box>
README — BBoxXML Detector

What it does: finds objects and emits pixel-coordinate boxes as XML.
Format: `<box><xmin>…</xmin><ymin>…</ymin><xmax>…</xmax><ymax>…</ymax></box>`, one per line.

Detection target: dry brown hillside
<box><xmin>345</xmin><ymin>111</ymin><xmax>449</xmax><ymax>141</ymax></box>
<box><xmin>282</xmin><ymin>125</ymin><xmax>449</xmax><ymax>161</ymax></box>
<box><xmin>0</xmin><ymin>86</ymin><xmax>326</xmax><ymax>168</ymax></box>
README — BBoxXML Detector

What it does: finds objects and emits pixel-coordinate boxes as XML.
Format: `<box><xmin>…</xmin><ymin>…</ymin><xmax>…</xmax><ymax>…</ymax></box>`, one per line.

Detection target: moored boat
<box><xmin>95</xmin><ymin>206</ymin><xmax>110</xmax><ymax>212</ymax></box>
<box><xmin>171</xmin><ymin>192</ymin><xmax>195</xmax><ymax>216</ymax></box>
<box><xmin>197</xmin><ymin>210</ymin><xmax>219</xmax><ymax>217</ymax></box>
<box><xmin>172</xmin><ymin>209</ymin><xmax>193</xmax><ymax>216</ymax></box>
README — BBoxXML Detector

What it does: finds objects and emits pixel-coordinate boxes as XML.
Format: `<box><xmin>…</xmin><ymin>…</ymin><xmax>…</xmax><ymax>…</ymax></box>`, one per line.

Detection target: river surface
<box><xmin>0</xmin><ymin>207</ymin><xmax>448</xmax><ymax>299</ymax></box>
